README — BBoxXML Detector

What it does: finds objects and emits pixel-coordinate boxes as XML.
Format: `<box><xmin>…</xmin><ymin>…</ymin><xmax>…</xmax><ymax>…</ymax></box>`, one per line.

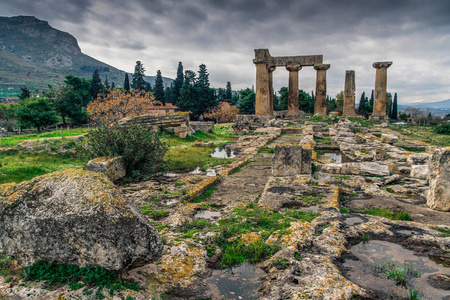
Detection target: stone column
<box><xmin>268</xmin><ymin>66</ymin><xmax>276</xmax><ymax>116</ymax></box>
<box><xmin>286</xmin><ymin>65</ymin><xmax>302</xmax><ymax>116</ymax></box>
<box><xmin>255</xmin><ymin>63</ymin><xmax>271</xmax><ymax>116</ymax></box>
<box><xmin>314</xmin><ymin>64</ymin><xmax>330</xmax><ymax>116</ymax></box>
<box><xmin>372</xmin><ymin>61</ymin><xmax>392</xmax><ymax>116</ymax></box>
<box><xmin>343</xmin><ymin>70</ymin><xmax>356</xmax><ymax>116</ymax></box>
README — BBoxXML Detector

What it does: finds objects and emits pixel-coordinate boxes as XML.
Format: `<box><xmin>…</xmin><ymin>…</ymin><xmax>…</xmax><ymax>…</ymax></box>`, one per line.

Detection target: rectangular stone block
<box><xmin>427</xmin><ymin>147</ymin><xmax>450</xmax><ymax>211</ymax></box>
<box><xmin>272</xmin><ymin>145</ymin><xmax>311</xmax><ymax>176</ymax></box>
<box><xmin>86</xmin><ymin>156</ymin><xmax>126</xmax><ymax>181</ymax></box>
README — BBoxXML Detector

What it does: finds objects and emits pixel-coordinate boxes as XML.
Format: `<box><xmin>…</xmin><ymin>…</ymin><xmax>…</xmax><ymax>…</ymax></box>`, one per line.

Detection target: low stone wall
<box><xmin>231</xmin><ymin>114</ymin><xmax>272</xmax><ymax>134</ymax></box>
<box><xmin>190</xmin><ymin>121</ymin><xmax>214</xmax><ymax>133</ymax></box>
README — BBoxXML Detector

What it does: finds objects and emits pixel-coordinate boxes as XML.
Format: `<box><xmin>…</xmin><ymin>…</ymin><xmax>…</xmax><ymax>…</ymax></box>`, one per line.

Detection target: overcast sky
<box><xmin>1</xmin><ymin>0</ymin><xmax>450</xmax><ymax>104</ymax></box>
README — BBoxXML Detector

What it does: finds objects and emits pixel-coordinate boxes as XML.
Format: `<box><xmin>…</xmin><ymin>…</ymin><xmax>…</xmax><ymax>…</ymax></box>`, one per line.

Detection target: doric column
<box><xmin>268</xmin><ymin>66</ymin><xmax>276</xmax><ymax>116</ymax></box>
<box><xmin>372</xmin><ymin>61</ymin><xmax>392</xmax><ymax>116</ymax></box>
<box><xmin>314</xmin><ymin>64</ymin><xmax>330</xmax><ymax>116</ymax></box>
<box><xmin>255</xmin><ymin>63</ymin><xmax>271</xmax><ymax>116</ymax></box>
<box><xmin>343</xmin><ymin>70</ymin><xmax>356</xmax><ymax>116</ymax></box>
<box><xmin>286</xmin><ymin>64</ymin><xmax>302</xmax><ymax>116</ymax></box>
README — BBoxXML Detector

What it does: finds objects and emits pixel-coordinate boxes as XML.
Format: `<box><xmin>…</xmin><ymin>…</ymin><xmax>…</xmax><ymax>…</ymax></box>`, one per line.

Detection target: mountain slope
<box><xmin>0</xmin><ymin>16</ymin><xmax>172</xmax><ymax>97</ymax></box>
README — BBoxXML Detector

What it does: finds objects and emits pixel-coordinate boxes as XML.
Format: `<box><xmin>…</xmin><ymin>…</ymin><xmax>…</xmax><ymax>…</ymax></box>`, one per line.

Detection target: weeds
<box><xmin>362</xmin><ymin>233</ymin><xmax>370</xmax><ymax>244</ymax></box>
<box><xmin>432</xmin><ymin>226</ymin><xmax>450</xmax><ymax>238</ymax></box>
<box><xmin>340</xmin><ymin>207</ymin><xmax>350</xmax><ymax>214</ymax></box>
<box><xmin>257</xmin><ymin>146</ymin><xmax>275</xmax><ymax>154</ymax></box>
<box><xmin>357</xmin><ymin>207</ymin><xmax>411</xmax><ymax>221</ymax></box>
<box><xmin>191</xmin><ymin>185</ymin><xmax>216</xmax><ymax>203</ymax></box>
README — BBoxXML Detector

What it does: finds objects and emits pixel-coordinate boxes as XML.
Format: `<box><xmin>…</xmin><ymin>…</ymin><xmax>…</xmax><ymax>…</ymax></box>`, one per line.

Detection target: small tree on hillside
<box><xmin>225</xmin><ymin>81</ymin><xmax>232</xmax><ymax>101</ymax></box>
<box><xmin>131</xmin><ymin>61</ymin><xmax>146</xmax><ymax>90</ymax></box>
<box><xmin>172</xmin><ymin>62</ymin><xmax>184</xmax><ymax>105</ymax></box>
<box><xmin>391</xmin><ymin>93</ymin><xmax>398</xmax><ymax>120</ymax></box>
<box><xmin>18</xmin><ymin>87</ymin><xmax>31</xmax><ymax>100</ymax></box>
<box><xmin>91</xmin><ymin>69</ymin><xmax>103</xmax><ymax>100</ymax></box>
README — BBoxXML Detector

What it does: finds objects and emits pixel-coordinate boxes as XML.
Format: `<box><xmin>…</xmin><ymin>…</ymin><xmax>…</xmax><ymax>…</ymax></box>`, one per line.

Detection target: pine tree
<box><xmin>131</xmin><ymin>61</ymin><xmax>146</xmax><ymax>90</ymax></box>
<box><xmin>145</xmin><ymin>81</ymin><xmax>152</xmax><ymax>92</ymax></box>
<box><xmin>358</xmin><ymin>92</ymin><xmax>366</xmax><ymax>115</ymax></box>
<box><xmin>91</xmin><ymin>69</ymin><xmax>103</xmax><ymax>100</ymax></box>
<box><xmin>225</xmin><ymin>81</ymin><xmax>232</xmax><ymax>101</ymax></box>
<box><xmin>391</xmin><ymin>93</ymin><xmax>398</xmax><ymax>120</ymax></box>
<box><xmin>123</xmin><ymin>73</ymin><xmax>130</xmax><ymax>92</ymax></box>
<box><xmin>154</xmin><ymin>70</ymin><xmax>165</xmax><ymax>104</ymax></box>
<box><xmin>111</xmin><ymin>82</ymin><xmax>115</xmax><ymax>90</ymax></box>
<box><xmin>104</xmin><ymin>76</ymin><xmax>110</xmax><ymax>92</ymax></box>
<box><xmin>172</xmin><ymin>62</ymin><xmax>184</xmax><ymax>104</ymax></box>
<box><xmin>369</xmin><ymin>90</ymin><xmax>374</xmax><ymax>113</ymax></box>
<box><xmin>165</xmin><ymin>86</ymin><xmax>173</xmax><ymax>104</ymax></box>
<box><xmin>18</xmin><ymin>87</ymin><xmax>31</xmax><ymax>100</ymax></box>
<box><xmin>197</xmin><ymin>64</ymin><xmax>210</xmax><ymax>89</ymax></box>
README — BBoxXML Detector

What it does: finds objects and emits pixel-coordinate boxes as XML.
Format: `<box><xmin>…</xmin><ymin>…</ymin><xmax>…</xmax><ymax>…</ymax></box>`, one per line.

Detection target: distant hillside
<box><xmin>398</xmin><ymin>99</ymin><xmax>450</xmax><ymax>116</ymax></box>
<box><xmin>0</xmin><ymin>16</ymin><xmax>172</xmax><ymax>97</ymax></box>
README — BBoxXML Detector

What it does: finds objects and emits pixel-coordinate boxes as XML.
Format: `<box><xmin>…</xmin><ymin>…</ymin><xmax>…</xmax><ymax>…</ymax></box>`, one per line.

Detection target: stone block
<box><xmin>86</xmin><ymin>156</ymin><xmax>126</xmax><ymax>181</ymax></box>
<box><xmin>321</xmin><ymin>162</ymin><xmax>390</xmax><ymax>176</ymax></box>
<box><xmin>410</xmin><ymin>165</ymin><xmax>429</xmax><ymax>179</ymax></box>
<box><xmin>427</xmin><ymin>147</ymin><xmax>450</xmax><ymax>211</ymax></box>
<box><xmin>406</xmin><ymin>153</ymin><xmax>430</xmax><ymax>166</ymax></box>
<box><xmin>381</xmin><ymin>133</ymin><xmax>399</xmax><ymax>144</ymax></box>
<box><xmin>255</xmin><ymin>127</ymin><xmax>282</xmax><ymax>135</ymax></box>
<box><xmin>174</xmin><ymin>126</ymin><xmax>188</xmax><ymax>138</ymax></box>
<box><xmin>190</xmin><ymin>121</ymin><xmax>214</xmax><ymax>133</ymax></box>
<box><xmin>355</xmin><ymin>133</ymin><xmax>367</xmax><ymax>144</ymax></box>
<box><xmin>272</xmin><ymin>145</ymin><xmax>311</xmax><ymax>176</ymax></box>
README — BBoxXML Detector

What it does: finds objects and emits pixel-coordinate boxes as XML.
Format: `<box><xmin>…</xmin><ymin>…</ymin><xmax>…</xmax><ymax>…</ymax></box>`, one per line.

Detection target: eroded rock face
<box><xmin>0</xmin><ymin>168</ymin><xmax>163</xmax><ymax>270</ymax></box>
<box><xmin>427</xmin><ymin>148</ymin><xmax>450</xmax><ymax>211</ymax></box>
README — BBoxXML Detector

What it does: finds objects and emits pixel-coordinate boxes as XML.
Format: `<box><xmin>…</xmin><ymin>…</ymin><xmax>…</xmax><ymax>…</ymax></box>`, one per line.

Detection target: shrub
<box><xmin>80</xmin><ymin>124</ymin><xmax>167</xmax><ymax>179</ymax></box>
<box><xmin>434</xmin><ymin>122</ymin><xmax>450</xmax><ymax>135</ymax></box>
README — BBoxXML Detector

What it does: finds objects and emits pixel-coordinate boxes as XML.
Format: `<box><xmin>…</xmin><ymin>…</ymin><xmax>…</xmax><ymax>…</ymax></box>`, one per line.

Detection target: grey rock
<box><xmin>427</xmin><ymin>148</ymin><xmax>450</xmax><ymax>211</ymax></box>
<box><xmin>0</xmin><ymin>168</ymin><xmax>163</xmax><ymax>270</ymax></box>
<box><xmin>86</xmin><ymin>156</ymin><xmax>126</xmax><ymax>181</ymax></box>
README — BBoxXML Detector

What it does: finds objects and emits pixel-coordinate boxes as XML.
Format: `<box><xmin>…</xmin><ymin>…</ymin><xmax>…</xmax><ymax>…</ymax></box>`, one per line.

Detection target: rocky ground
<box><xmin>1</xmin><ymin>118</ymin><xmax>449</xmax><ymax>300</ymax></box>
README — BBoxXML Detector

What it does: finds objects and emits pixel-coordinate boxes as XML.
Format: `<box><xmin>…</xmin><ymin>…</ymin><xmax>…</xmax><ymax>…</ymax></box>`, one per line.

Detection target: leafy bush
<box><xmin>434</xmin><ymin>122</ymin><xmax>450</xmax><ymax>135</ymax></box>
<box><xmin>80</xmin><ymin>124</ymin><xmax>167</xmax><ymax>179</ymax></box>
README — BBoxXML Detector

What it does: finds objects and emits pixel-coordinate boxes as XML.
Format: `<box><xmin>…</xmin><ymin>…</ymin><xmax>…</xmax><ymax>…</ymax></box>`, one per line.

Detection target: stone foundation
<box><xmin>190</xmin><ymin>121</ymin><xmax>214</xmax><ymax>133</ymax></box>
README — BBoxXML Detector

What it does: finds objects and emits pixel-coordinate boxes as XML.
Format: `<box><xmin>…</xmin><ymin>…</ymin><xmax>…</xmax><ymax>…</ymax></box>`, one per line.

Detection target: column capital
<box><xmin>268</xmin><ymin>65</ymin><xmax>276</xmax><ymax>73</ymax></box>
<box><xmin>314</xmin><ymin>64</ymin><xmax>330</xmax><ymax>71</ymax></box>
<box><xmin>286</xmin><ymin>64</ymin><xmax>302</xmax><ymax>72</ymax></box>
<box><xmin>372</xmin><ymin>61</ymin><xmax>392</xmax><ymax>69</ymax></box>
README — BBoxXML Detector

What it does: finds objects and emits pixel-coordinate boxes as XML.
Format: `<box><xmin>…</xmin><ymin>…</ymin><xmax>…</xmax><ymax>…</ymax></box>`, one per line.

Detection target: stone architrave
<box><xmin>372</xmin><ymin>61</ymin><xmax>392</xmax><ymax>116</ymax></box>
<box><xmin>343</xmin><ymin>70</ymin><xmax>356</xmax><ymax>116</ymax></box>
<box><xmin>286</xmin><ymin>65</ymin><xmax>301</xmax><ymax>116</ymax></box>
<box><xmin>255</xmin><ymin>63</ymin><xmax>271</xmax><ymax>115</ymax></box>
<box><xmin>314</xmin><ymin>64</ymin><xmax>330</xmax><ymax>116</ymax></box>
<box><xmin>427</xmin><ymin>147</ymin><xmax>450</xmax><ymax>211</ymax></box>
<box><xmin>268</xmin><ymin>66</ymin><xmax>276</xmax><ymax>116</ymax></box>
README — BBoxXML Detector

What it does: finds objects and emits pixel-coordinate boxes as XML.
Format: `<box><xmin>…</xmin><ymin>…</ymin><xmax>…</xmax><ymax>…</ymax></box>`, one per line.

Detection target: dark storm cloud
<box><xmin>1</xmin><ymin>0</ymin><xmax>450</xmax><ymax>102</ymax></box>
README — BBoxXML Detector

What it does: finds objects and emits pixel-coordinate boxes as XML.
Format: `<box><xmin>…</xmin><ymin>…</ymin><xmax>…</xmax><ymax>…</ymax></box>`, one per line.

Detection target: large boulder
<box><xmin>321</xmin><ymin>162</ymin><xmax>390</xmax><ymax>176</ymax></box>
<box><xmin>427</xmin><ymin>148</ymin><xmax>450</xmax><ymax>211</ymax></box>
<box><xmin>0</xmin><ymin>168</ymin><xmax>163</xmax><ymax>270</ymax></box>
<box><xmin>381</xmin><ymin>133</ymin><xmax>399</xmax><ymax>144</ymax></box>
<box><xmin>86</xmin><ymin>156</ymin><xmax>126</xmax><ymax>181</ymax></box>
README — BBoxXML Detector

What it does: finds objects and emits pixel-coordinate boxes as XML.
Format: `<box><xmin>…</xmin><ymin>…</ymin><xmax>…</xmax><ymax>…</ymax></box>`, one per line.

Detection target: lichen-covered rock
<box><xmin>410</xmin><ymin>164</ymin><xmax>429</xmax><ymax>179</ymax></box>
<box><xmin>0</xmin><ymin>168</ymin><xmax>163</xmax><ymax>270</ymax></box>
<box><xmin>427</xmin><ymin>147</ymin><xmax>450</xmax><ymax>211</ymax></box>
<box><xmin>381</xmin><ymin>133</ymin><xmax>399</xmax><ymax>144</ymax></box>
<box><xmin>86</xmin><ymin>156</ymin><xmax>126</xmax><ymax>181</ymax></box>
<box><xmin>406</xmin><ymin>153</ymin><xmax>430</xmax><ymax>166</ymax></box>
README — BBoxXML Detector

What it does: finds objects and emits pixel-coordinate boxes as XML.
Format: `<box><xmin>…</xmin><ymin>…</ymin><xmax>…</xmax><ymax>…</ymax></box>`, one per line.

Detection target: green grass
<box><xmin>257</xmin><ymin>146</ymin><xmax>275</xmax><ymax>154</ymax></box>
<box><xmin>388</xmin><ymin>124</ymin><xmax>450</xmax><ymax>147</ymax></box>
<box><xmin>220</xmin><ymin>238</ymin><xmax>280</xmax><ymax>268</ymax></box>
<box><xmin>347</xmin><ymin>117</ymin><xmax>380</xmax><ymax>127</ymax></box>
<box><xmin>0</xmin><ymin>128</ymin><xmax>89</xmax><ymax>148</ymax></box>
<box><xmin>23</xmin><ymin>261</ymin><xmax>139</xmax><ymax>296</ymax></box>
<box><xmin>340</xmin><ymin>207</ymin><xmax>350</xmax><ymax>214</ymax></box>
<box><xmin>0</xmin><ymin>152</ymin><xmax>87</xmax><ymax>184</ymax></box>
<box><xmin>191</xmin><ymin>185</ymin><xmax>216</xmax><ymax>203</ymax></box>
<box><xmin>432</xmin><ymin>226</ymin><xmax>450</xmax><ymax>238</ymax></box>
<box><xmin>356</xmin><ymin>207</ymin><xmax>411</xmax><ymax>221</ymax></box>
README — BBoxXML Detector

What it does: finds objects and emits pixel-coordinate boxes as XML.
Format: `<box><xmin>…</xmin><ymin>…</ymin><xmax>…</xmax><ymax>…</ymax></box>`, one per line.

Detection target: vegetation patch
<box><xmin>356</xmin><ymin>207</ymin><xmax>411</xmax><ymax>221</ymax></box>
<box><xmin>432</xmin><ymin>226</ymin><xmax>450</xmax><ymax>238</ymax></box>
<box><xmin>191</xmin><ymin>185</ymin><xmax>216</xmax><ymax>203</ymax></box>
<box><xmin>23</xmin><ymin>261</ymin><xmax>139</xmax><ymax>297</ymax></box>
<box><xmin>257</xmin><ymin>146</ymin><xmax>275</xmax><ymax>154</ymax></box>
<box><xmin>0</xmin><ymin>151</ymin><xmax>86</xmax><ymax>184</ymax></box>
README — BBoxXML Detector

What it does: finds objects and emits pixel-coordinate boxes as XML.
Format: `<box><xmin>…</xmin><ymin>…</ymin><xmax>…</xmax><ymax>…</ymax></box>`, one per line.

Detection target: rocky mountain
<box><xmin>0</xmin><ymin>16</ymin><xmax>172</xmax><ymax>98</ymax></box>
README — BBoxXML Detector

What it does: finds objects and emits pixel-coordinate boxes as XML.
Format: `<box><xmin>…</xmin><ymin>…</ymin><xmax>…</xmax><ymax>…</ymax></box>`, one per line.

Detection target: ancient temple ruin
<box><xmin>253</xmin><ymin>49</ymin><xmax>330</xmax><ymax>116</ymax></box>
<box><xmin>370</xmin><ymin>61</ymin><xmax>393</xmax><ymax>121</ymax></box>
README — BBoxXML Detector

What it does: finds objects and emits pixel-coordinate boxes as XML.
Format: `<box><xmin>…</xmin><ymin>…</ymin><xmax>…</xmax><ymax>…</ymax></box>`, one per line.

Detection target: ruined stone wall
<box><xmin>118</xmin><ymin>112</ymin><xmax>190</xmax><ymax>129</ymax></box>
<box><xmin>190</xmin><ymin>121</ymin><xmax>214</xmax><ymax>133</ymax></box>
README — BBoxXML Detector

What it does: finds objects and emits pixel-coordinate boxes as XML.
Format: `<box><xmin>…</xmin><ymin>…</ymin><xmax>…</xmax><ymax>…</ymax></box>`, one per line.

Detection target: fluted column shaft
<box><xmin>268</xmin><ymin>66</ymin><xmax>276</xmax><ymax>116</ymax></box>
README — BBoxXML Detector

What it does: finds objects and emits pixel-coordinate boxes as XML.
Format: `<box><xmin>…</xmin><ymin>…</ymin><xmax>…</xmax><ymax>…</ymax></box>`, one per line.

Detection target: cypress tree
<box><xmin>225</xmin><ymin>81</ymin><xmax>232</xmax><ymax>101</ymax></box>
<box><xmin>90</xmin><ymin>69</ymin><xmax>103</xmax><ymax>100</ymax></box>
<box><xmin>172</xmin><ymin>62</ymin><xmax>184</xmax><ymax>104</ymax></box>
<box><xmin>18</xmin><ymin>87</ymin><xmax>31</xmax><ymax>100</ymax></box>
<box><xmin>369</xmin><ymin>89</ymin><xmax>374</xmax><ymax>113</ymax></box>
<box><xmin>104</xmin><ymin>76</ymin><xmax>110</xmax><ymax>92</ymax></box>
<box><xmin>165</xmin><ymin>86</ymin><xmax>173</xmax><ymax>104</ymax></box>
<box><xmin>154</xmin><ymin>70</ymin><xmax>165</xmax><ymax>104</ymax></box>
<box><xmin>358</xmin><ymin>92</ymin><xmax>366</xmax><ymax>115</ymax></box>
<box><xmin>123</xmin><ymin>73</ymin><xmax>130</xmax><ymax>92</ymax></box>
<box><xmin>111</xmin><ymin>82</ymin><xmax>115</xmax><ymax>90</ymax></box>
<box><xmin>145</xmin><ymin>81</ymin><xmax>152</xmax><ymax>92</ymax></box>
<box><xmin>392</xmin><ymin>93</ymin><xmax>398</xmax><ymax>120</ymax></box>
<box><xmin>131</xmin><ymin>61</ymin><xmax>146</xmax><ymax>90</ymax></box>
